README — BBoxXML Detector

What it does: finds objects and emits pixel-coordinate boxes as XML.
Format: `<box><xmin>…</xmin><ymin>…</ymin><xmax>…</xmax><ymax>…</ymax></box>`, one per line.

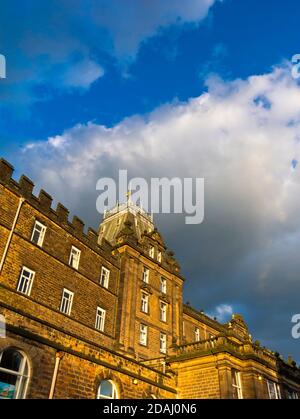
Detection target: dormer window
<box><xmin>149</xmin><ymin>246</ymin><xmax>154</xmax><ymax>258</ymax></box>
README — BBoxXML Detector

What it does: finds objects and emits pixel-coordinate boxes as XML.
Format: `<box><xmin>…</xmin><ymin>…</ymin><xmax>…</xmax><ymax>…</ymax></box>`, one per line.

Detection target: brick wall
<box><xmin>0</xmin><ymin>174</ymin><xmax>119</xmax><ymax>348</ymax></box>
<box><xmin>115</xmin><ymin>248</ymin><xmax>183</xmax><ymax>359</ymax></box>
<box><xmin>0</xmin><ymin>307</ymin><xmax>177</xmax><ymax>399</ymax></box>
<box><xmin>174</xmin><ymin>360</ymin><xmax>221</xmax><ymax>399</ymax></box>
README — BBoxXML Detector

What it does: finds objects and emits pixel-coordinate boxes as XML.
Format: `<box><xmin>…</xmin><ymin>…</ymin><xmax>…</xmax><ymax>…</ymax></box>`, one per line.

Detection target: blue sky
<box><xmin>1</xmin><ymin>0</ymin><xmax>300</xmax><ymax>362</ymax></box>
<box><xmin>1</xmin><ymin>0</ymin><xmax>299</xmax><ymax>147</ymax></box>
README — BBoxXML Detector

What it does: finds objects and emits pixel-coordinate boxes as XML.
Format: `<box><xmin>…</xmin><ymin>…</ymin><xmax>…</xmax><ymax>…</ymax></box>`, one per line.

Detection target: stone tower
<box><xmin>98</xmin><ymin>197</ymin><xmax>184</xmax><ymax>359</ymax></box>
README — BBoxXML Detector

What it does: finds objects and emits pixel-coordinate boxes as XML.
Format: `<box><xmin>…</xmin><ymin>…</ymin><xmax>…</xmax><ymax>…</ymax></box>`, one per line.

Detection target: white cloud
<box><xmin>23</xmin><ymin>66</ymin><xmax>300</xmax><ymax>222</ymax></box>
<box><xmin>61</xmin><ymin>59</ymin><xmax>104</xmax><ymax>89</ymax></box>
<box><xmin>208</xmin><ymin>304</ymin><xmax>233</xmax><ymax>323</ymax></box>
<box><xmin>18</xmin><ymin>64</ymin><xmax>300</xmax><ymax>359</ymax></box>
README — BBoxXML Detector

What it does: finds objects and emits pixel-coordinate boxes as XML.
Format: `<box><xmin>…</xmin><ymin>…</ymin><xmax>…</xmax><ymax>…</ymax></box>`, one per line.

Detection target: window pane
<box><xmin>143</xmin><ymin>268</ymin><xmax>149</xmax><ymax>283</ymax></box>
<box><xmin>95</xmin><ymin>308</ymin><xmax>105</xmax><ymax>331</ymax></box>
<box><xmin>160</xmin><ymin>278</ymin><xmax>167</xmax><ymax>293</ymax></box>
<box><xmin>32</xmin><ymin>230</ymin><xmax>40</xmax><ymax>244</ymax></box>
<box><xmin>140</xmin><ymin>324</ymin><xmax>147</xmax><ymax>345</ymax></box>
<box><xmin>31</xmin><ymin>222</ymin><xmax>46</xmax><ymax>246</ymax></box>
<box><xmin>0</xmin><ymin>350</ymin><xmax>29</xmax><ymax>400</ymax></box>
<box><xmin>267</xmin><ymin>380</ymin><xmax>279</xmax><ymax>399</ymax></box>
<box><xmin>17</xmin><ymin>267</ymin><xmax>35</xmax><ymax>296</ymax></box>
<box><xmin>97</xmin><ymin>380</ymin><xmax>118</xmax><ymax>399</ymax></box>
<box><xmin>100</xmin><ymin>380</ymin><xmax>113</xmax><ymax>397</ymax></box>
<box><xmin>232</xmin><ymin>371</ymin><xmax>238</xmax><ymax>387</ymax></box>
<box><xmin>60</xmin><ymin>289</ymin><xmax>73</xmax><ymax>315</ymax></box>
<box><xmin>0</xmin><ymin>371</ymin><xmax>17</xmax><ymax>398</ymax></box>
<box><xmin>0</xmin><ymin>349</ymin><xmax>22</xmax><ymax>372</ymax></box>
<box><xmin>100</xmin><ymin>267</ymin><xmax>110</xmax><ymax>288</ymax></box>
<box><xmin>70</xmin><ymin>247</ymin><xmax>80</xmax><ymax>269</ymax></box>
<box><xmin>231</xmin><ymin>370</ymin><xmax>242</xmax><ymax>399</ymax></box>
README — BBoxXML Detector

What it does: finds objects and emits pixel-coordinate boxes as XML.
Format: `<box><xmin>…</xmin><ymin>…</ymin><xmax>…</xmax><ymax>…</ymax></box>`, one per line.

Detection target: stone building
<box><xmin>0</xmin><ymin>157</ymin><xmax>299</xmax><ymax>399</ymax></box>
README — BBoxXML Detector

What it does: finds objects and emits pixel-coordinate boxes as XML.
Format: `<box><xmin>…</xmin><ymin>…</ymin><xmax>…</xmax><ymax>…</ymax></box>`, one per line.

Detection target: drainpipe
<box><xmin>0</xmin><ymin>196</ymin><xmax>25</xmax><ymax>274</ymax></box>
<box><xmin>49</xmin><ymin>351</ymin><xmax>64</xmax><ymax>399</ymax></box>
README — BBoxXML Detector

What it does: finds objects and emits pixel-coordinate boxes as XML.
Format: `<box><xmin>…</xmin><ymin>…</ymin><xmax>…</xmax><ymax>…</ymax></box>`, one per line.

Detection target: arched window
<box><xmin>97</xmin><ymin>380</ymin><xmax>118</xmax><ymax>399</ymax></box>
<box><xmin>0</xmin><ymin>348</ymin><xmax>30</xmax><ymax>399</ymax></box>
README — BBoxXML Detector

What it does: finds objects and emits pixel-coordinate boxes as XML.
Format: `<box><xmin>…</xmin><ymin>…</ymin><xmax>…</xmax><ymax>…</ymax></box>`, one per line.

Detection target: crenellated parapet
<box><xmin>0</xmin><ymin>158</ymin><xmax>118</xmax><ymax>265</ymax></box>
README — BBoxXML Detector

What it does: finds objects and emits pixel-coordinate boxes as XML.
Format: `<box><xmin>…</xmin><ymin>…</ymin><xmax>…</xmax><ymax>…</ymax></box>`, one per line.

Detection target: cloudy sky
<box><xmin>1</xmin><ymin>0</ymin><xmax>300</xmax><ymax>362</ymax></box>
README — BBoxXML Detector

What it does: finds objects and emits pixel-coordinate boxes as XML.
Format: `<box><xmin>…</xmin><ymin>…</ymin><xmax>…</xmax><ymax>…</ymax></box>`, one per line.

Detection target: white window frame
<box><xmin>160</xmin><ymin>332</ymin><xmax>167</xmax><ymax>354</ymax></box>
<box><xmin>157</xmin><ymin>251</ymin><xmax>162</xmax><ymax>263</ymax></box>
<box><xmin>288</xmin><ymin>391</ymin><xmax>298</xmax><ymax>399</ymax></box>
<box><xmin>195</xmin><ymin>328</ymin><xmax>200</xmax><ymax>342</ymax></box>
<box><xmin>232</xmin><ymin>370</ymin><xmax>243</xmax><ymax>399</ymax></box>
<box><xmin>160</xmin><ymin>301</ymin><xmax>167</xmax><ymax>322</ymax></box>
<box><xmin>100</xmin><ymin>266</ymin><xmax>110</xmax><ymax>289</ymax></box>
<box><xmin>31</xmin><ymin>220</ymin><xmax>46</xmax><ymax>247</ymax></box>
<box><xmin>60</xmin><ymin>288</ymin><xmax>74</xmax><ymax>316</ymax></box>
<box><xmin>160</xmin><ymin>277</ymin><xmax>167</xmax><ymax>294</ymax></box>
<box><xmin>139</xmin><ymin>324</ymin><xmax>148</xmax><ymax>346</ymax></box>
<box><xmin>267</xmin><ymin>380</ymin><xmax>281</xmax><ymax>399</ymax></box>
<box><xmin>95</xmin><ymin>307</ymin><xmax>106</xmax><ymax>332</ymax></box>
<box><xmin>69</xmin><ymin>246</ymin><xmax>81</xmax><ymax>270</ymax></box>
<box><xmin>142</xmin><ymin>267</ymin><xmax>149</xmax><ymax>284</ymax></box>
<box><xmin>0</xmin><ymin>349</ymin><xmax>30</xmax><ymax>399</ymax></box>
<box><xmin>97</xmin><ymin>380</ymin><xmax>118</xmax><ymax>399</ymax></box>
<box><xmin>17</xmin><ymin>267</ymin><xmax>35</xmax><ymax>296</ymax></box>
<box><xmin>141</xmin><ymin>292</ymin><xmax>149</xmax><ymax>314</ymax></box>
<box><xmin>149</xmin><ymin>246</ymin><xmax>154</xmax><ymax>258</ymax></box>
<box><xmin>209</xmin><ymin>334</ymin><xmax>216</xmax><ymax>348</ymax></box>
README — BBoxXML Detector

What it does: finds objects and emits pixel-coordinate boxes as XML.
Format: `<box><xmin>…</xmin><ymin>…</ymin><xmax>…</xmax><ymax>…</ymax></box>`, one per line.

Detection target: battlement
<box><xmin>0</xmin><ymin>158</ymin><xmax>117</xmax><ymax>265</ymax></box>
